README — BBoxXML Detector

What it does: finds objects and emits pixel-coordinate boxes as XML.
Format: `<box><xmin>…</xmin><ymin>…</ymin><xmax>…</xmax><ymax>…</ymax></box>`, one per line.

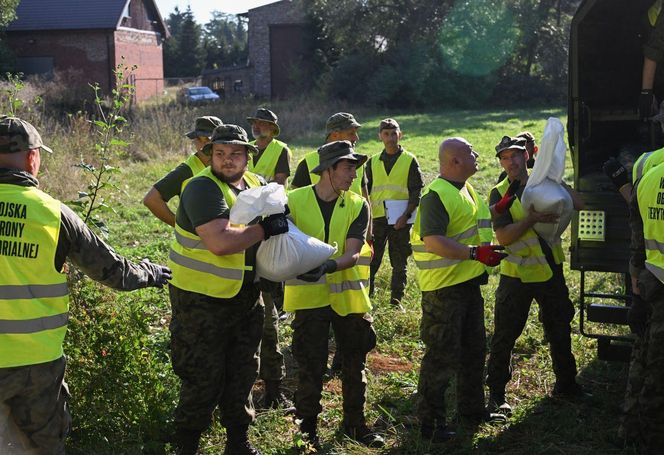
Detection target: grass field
<box><xmin>34</xmin><ymin>105</ymin><xmax>639</xmax><ymax>454</ymax></box>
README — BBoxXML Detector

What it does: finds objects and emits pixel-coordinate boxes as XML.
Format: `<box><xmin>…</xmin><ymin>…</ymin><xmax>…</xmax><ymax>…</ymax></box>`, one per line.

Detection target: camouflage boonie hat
<box><xmin>185</xmin><ymin>116</ymin><xmax>223</xmax><ymax>139</ymax></box>
<box><xmin>246</xmin><ymin>108</ymin><xmax>280</xmax><ymax>137</ymax></box>
<box><xmin>0</xmin><ymin>116</ymin><xmax>52</xmax><ymax>154</ymax></box>
<box><xmin>516</xmin><ymin>131</ymin><xmax>536</xmax><ymax>145</ymax></box>
<box><xmin>495</xmin><ymin>135</ymin><xmax>527</xmax><ymax>157</ymax></box>
<box><xmin>379</xmin><ymin>118</ymin><xmax>400</xmax><ymax>132</ymax></box>
<box><xmin>325</xmin><ymin>113</ymin><xmax>361</xmax><ymax>138</ymax></box>
<box><xmin>311</xmin><ymin>140</ymin><xmax>368</xmax><ymax>175</ymax></box>
<box><xmin>202</xmin><ymin>124</ymin><xmax>259</xmax><ymax>156</ymax></box>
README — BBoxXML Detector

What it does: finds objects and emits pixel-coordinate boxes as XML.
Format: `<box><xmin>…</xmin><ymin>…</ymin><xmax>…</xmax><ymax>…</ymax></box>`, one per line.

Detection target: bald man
<box><xmin>411</xmin><ymin>138</ymin><xmax>507</xmax><ymax>442</ymax></box>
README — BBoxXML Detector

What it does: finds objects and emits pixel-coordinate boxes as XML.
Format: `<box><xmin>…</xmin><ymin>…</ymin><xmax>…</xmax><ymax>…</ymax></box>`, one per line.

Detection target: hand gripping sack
<box><xmin>521</xmin><ymin>118</ymin><xmax>573</xmax><ymax>246</ymax></box>
<box><xmin>229</xmin><ymin>183</ymin><xmax>337</xmax><ymax>282</ymax></box>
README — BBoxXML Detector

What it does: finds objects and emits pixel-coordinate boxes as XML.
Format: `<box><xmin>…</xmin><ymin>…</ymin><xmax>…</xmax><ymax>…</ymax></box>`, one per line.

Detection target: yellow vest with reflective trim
<box><xmin>181</xmin><ymin>153</ymin><xmax>207</xmax><ymax>193</ymax></box>
<box><xmin>303</xmin><ymin>150</ymin><xmax>364</xmax><ymax>195</ymax></box>
<box><xmin>249</xmin><ymin>139</ymin><xmax>290</xmax><ymax>182</ymax></box>
<box><xmin>492</xmin><ymin>178</ymin><xmax>563</xmax><ymax>283</ymax></box>
<box><xmin>411</xmin><ymin>178</ymin><xmax>487</xmax><ymax>291</ymax></box>
<box><xmin>369</xmin><ymin>150</ymin><xmax>414</xmax><ymax>218</ymax></box>
<box><xmin>284</xmin><ymin>186</ymin><xmax>371</xmax><ymax>316</ymax></box>
<box><xmin>169</xmin><ymin>168</ymin><xmax>262</xmax><ymax>298</ymax></box>
<box><xmin>0</xmin><ymin>184</ymin><xmax>68</xmax><ymax>368</ymax></box>
<box><xmin>650</xmin><ymin>0</ymin><xmax>662</xmax><ymax>26</ymax></box>
<box><xmin>637</xmin><ymin>164</ymin><xmax>664</xmax><ymax>283</ymax></box>
<box><xmin>633</xmin><ymin>147</ymin><xmax>664</xmax><ymax>183</ymax></box>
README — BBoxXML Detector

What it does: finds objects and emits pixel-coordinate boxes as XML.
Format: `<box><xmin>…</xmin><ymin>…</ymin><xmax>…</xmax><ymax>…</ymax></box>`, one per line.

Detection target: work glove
<box><xmin>627</xmin><ymin>294</ymin><xmax>651</xmax><ymax>337</ymax></box>
<box><xmin>140</xmin><ymin>258</ymin><xmax>172</xmax><ymax>287</ymax></box>
<box><xmin>639</xmin><ymin>89</ymin><xmax>657</xmax><ymax>120</ymax></box>
<box><xmin>494</xmin><ymin>179</ymin><xmax>520</xmax><ymax>214</ymax></box>
<box><xmin>470</xmin><ymin>245</ymin><xmax>507</xmax><ymax>267</ymax></box>
<box><xmin>602</xmin><ymin>157</ymin><xmax>629</xmax><ymax>190</ymax></box>
<box><xmin>259</xmin><ymin>212</ymin><xmax>289</xmax><ymax>240</ymax></box>
<box><xmin>297</xmin><ymin>259</ymin><xmax>337</xmax><ymax>282</ymax></box>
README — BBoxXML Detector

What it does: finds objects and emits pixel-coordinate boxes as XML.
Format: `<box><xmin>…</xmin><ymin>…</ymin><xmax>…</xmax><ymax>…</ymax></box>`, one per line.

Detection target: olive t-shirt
<box><xmin>153</xmin><ymin>162</ymin><xmax>195</xmax><ymax>201</ymax></box>
<box><xmin>311</xmin><ymin>187</ymin><xmax>369</xmax><ymax>244</ymax></box>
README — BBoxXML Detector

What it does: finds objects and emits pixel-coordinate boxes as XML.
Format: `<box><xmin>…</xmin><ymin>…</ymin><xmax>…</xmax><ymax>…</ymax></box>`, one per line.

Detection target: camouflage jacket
<box><xmin>0</xmin><ymin>168</ymin><xmax>160</xmax><ymax>289</ymax></box>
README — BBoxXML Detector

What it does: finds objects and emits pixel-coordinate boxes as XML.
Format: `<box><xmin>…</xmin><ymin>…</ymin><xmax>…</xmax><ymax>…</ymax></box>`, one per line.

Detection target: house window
<box><xmin>123</xmin><ymin>3</ymin><xmax>131</xmax><ymax>17</ymax></box>
<box><xmin>233</xmin><ymin>80</ymin><xmax>243</xmax><ymax>92</ymax></box>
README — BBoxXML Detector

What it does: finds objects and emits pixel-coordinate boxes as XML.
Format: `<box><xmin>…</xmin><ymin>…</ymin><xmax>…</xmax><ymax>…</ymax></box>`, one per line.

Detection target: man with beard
<box><xmin>284</xmin><ymin>141</ymin><xmax>384</xmax><ymax>450</ymax></box>
<box><xmin>167</xmin><ymin>124</ymin><xmax>289</xmax><ymax>455</ymax></box>
<box><xmin>486</xmin><ymin>136</ymin><xmax>585</xmax><ymax>418</ymax></box>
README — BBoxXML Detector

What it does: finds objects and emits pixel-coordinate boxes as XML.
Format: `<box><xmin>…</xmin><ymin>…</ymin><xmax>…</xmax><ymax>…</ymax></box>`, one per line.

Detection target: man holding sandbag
<box><xmin>486</xmin><ymin>135</ymin><xmax>585</xmax><ymax>417</ymax></box>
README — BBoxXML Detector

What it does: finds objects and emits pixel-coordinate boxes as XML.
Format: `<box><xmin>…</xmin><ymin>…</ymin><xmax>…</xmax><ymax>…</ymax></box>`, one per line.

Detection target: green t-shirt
<box><xmin>153</xmin><ymin>162</ymin><xmax>194</xmax><ymax>201</ymax></box>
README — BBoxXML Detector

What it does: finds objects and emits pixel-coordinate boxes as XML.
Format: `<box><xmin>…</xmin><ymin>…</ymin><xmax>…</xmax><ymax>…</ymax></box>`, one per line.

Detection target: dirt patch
<box><xmin>368</xmin><ymin>352</ymin><xmax>414</xmax><ymax>374</ymax></box>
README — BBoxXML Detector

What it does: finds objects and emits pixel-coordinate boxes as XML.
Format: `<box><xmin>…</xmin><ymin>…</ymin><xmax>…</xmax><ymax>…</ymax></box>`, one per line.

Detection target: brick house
<box><xmin>202</xmin><ymin>0</ymin><xmax>308</xmax><ymax>100</ymax></box>
<box><xmin>5</xmin><ymin>0</ymin><xmax>169</xmax><ymax>102</ymax></box>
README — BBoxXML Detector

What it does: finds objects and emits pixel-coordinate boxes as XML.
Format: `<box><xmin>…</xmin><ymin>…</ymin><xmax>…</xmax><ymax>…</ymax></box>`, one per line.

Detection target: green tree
<box><xmin>0</xmin><ymin>0</ymin><xmax>19</xmax><ymax>27</ymax></box>
<box><xmin>163</xmin><ymin>6</ymin><xmax>205</xmax><ymax>77</ymax></box>
<box><xmin>202</xmin><ymin>11</ymin><xmax>248</xmax><ymax>69</ymax></box>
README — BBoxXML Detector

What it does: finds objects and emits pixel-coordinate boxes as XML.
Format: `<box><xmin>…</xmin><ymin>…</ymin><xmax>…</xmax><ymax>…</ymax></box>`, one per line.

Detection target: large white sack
<box><xmin>230</xmin><ymin>182</ymin><xmax>287</xmax><ymax>224</ymax></box>
<box><xmin>256</xmin><ymin>220</ymin><xmax>337</xmax><ymax>282</ymax></box>
<box><xmin>521</xmin><ymin>179</ymin><xmax>573</xmax><ymax>246</ymax></box>
<box><xmin>528</xmin><ymin>117</ymin><xmax>567</xmax><ymax>185</ymax></box>
<box><xmin>0</xmin><ymin>403</ymin><xmax>38</xmax><ymax>454</ymax></box>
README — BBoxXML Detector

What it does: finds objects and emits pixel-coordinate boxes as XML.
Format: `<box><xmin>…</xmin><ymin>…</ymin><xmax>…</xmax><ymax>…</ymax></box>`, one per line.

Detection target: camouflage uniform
<box><xmin>417</xmin><ymin>281</ymin><xmax>487</xmax><ymax>425</ymax></box>
<box><xmin>369</xmin><ymin>219</ymin><xmax>412</xmax><ymax>302</ymax></box>
<box><xmin>169</xmin><ymin>285</ymin><xmax>263</xmax><ymax>431</ymax></box>
<box><xmin>258</xmin><ymin>279</ymin><xmax>285</xmax><ymax>383</ymax></box>
<box><xmin>0</xmin><ymin>169</ymin><xmax>165</xmax><ymax>454</ymax></box>
<box><xmin>292</xmin><ymin>307</ymin><xmax>376</xmax><ymax>426</ymax></box>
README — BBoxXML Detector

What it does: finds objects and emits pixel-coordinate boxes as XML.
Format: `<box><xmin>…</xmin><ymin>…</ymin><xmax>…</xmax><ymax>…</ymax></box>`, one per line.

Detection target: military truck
<box><xmin>568</xmin><ymin>0</ymin><xmax>662</xmax><ymax>360</ymax></box>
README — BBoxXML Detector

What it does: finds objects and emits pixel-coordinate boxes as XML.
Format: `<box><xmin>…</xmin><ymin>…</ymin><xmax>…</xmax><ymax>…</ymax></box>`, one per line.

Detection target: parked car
<box><xmin>177</xmin><ymin>86</ymin><xmax>220</xmax><ymax>105</ymax></box>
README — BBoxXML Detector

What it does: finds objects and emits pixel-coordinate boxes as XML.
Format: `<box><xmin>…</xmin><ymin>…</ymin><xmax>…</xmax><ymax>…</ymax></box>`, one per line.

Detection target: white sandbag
<box><xmin>521</xmin><ymin>179</ymin><xmax>573</xmax><ymax>246</ymax></box>
<box><xmin>522</xmin><ymin>117</ymin><xmax>573</xmax><ymax>245</ymax></box>
<box><xmin>0</xmin><ymin>403</ymin><xmax>38</xmax><ymax>454</ymax></box>
<box><xmin>256</xmin><ymin>220</ymin><xmax>337</xmax><ymax>282</ymax></box>
<box><xmin>230</xmin><ymin>182</ymin><xmax>287</xmax><ymax>224</ymax></box>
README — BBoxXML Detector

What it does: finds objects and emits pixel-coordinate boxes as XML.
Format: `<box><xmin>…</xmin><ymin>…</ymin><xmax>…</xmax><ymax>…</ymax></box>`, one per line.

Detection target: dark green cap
<box><xmin>495</xmin><ymin>135</ymin><xmax>527</xmax><ymax>157</ymax></box>
<box><xmin>202</xmin><ymin>124</ymin><xmax>259</xmax><ymax>156</ymax></box>
<box><xmin>325</xmin><ymin>112</ymin><xmax>361</xmax><ymax>136</ymax></box>
<box><xmin>379</xmin><ymin>118</ymin><xmax>400</xmax><ymax>132</ymax></box>
<box><xmin>185</xmin><ymin>116</ymin><xmax>223</xmax><ymax>139</ymax></box>
<box><xmin>247</xmin><ymin>108</ymin><xmax>280</xmax><ymax>137</ymax></box>
<box><xmin>311</xmin><ymin>140</ymin><xmax>367</xmax><ymax>175</ymax></box>
<box><xmin>0</xmin><ymin>116</ymin><xmax>52</xmax><ymax>154</ymax></box>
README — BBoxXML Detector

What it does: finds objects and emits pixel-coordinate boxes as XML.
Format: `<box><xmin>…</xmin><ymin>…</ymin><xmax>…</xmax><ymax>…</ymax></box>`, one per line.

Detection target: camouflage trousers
<box><xmin>0</xmin><ymin>356</ymin><xmax>70</xmax><ymax>455</ymax></box>
<box><xmin>486</xmin><ymin>266</ymin><xmax>577</xmax><ymax>394</ymax></box>
<box><xmin>369</xmin><ymin>218</ymin><xmax>412</xmax><ymax>302</ymax></box>
<box><xmin>258</xmin><ymin>279</ymin><xmax>285</xmax><ymax>382</ymax></box>
<box><xmin>292</xmin><ymin>306</ymin><xmax>376</xmax><ymax>426</ymax></box>
<box><xmin>169</xmin><ymin>284</ymin><xmax>263</xmax><ymax>432</ymax></box>
<box><xmin>622</xmin><ymin>271</ymin><xmax>664</xmax><ymax>450</ymax></box>
<box><xmin>417</xmin><ymin>282</ymin><xmax>486</xmax><ymax>426</ymax></box>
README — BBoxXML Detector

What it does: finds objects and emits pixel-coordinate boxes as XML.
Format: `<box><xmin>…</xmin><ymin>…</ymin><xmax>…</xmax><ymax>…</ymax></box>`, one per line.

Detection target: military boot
<box><xmin>299</xmin><ymin>416</ymin><xmax>321</xmax><ymax>450</ymax></box>
<box><xmin>342</xmin><ymin>423</ymin><xmax>385</xmax><ymax>448</ymax></box>
<box><xmin>224</xmin><ymin>424</ymin><xmax>262</xmax><ymax>455</ymax></box>
<box><xmin>263</xmin><ymin>380</ymin><xmax>294</xmax><ymax>411</ymax></box>
<box><xmin>174</xmin><ymin>428</ymin><xmax>201</xmax><ymax>455</ymax></box>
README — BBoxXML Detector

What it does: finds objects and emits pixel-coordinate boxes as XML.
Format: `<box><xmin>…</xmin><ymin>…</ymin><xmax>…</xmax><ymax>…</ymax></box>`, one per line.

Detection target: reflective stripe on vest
<box><xmin>411</xmin><ymin>179</ymin><xmax>487</xmax><ymax>291</ymax></box>
<box><xmin>249</xmin><ymin>139</ymin><xmax>290</xmax><ymax>181</ymax></box>
<box><xmin>650</xmin><ymin>0</ymin><xmax>662</xmax><ymax>26</ymax></box>
<box><xmin>633</xmin><ymin>148</ymin><xmax>664</xmax><ymax>183</ymax></box>
<box><xmin>284</xmin><ymin>186</ymin><xmax>371</xmax><ymax>316</ymax></box>
<box><xmin>369</xmin><ymin>151</ymin><xmax>414</xmax><ymax>218</ymax></box>
<box><xmin>491</xmin><ymin>177</ymin><xmax>560</xmax><ymax>283</ymax></box>
<box><xmin>303</xmin><ymin>150</ymin><xmax>364</xmax><ymax>195</ymax></box>
<box><xmin>0</xmin><ymin>184</ymin><xmax>68</xmax><ymax>368</ymax></box>
<box><xmin>168</xmin><ymin>169</ymin><xmax>262</xmax><ymax>298</ymax></box>
<box><xmin>181</xmin><ymin>153</ymin><xmax>207</xmax><ymax>193</ymax></box>
<box><xmin>639</xmin><ymin>165</ymin><xmax>664</xmax><ymax>284</ymax></box>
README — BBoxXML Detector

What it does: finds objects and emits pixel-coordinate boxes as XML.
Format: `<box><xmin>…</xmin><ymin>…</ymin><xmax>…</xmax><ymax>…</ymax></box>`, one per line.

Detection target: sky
<box><xmin>155</xmin><ymin>0</ymin><xmax>276</xmax><ymax>23</ymax></box>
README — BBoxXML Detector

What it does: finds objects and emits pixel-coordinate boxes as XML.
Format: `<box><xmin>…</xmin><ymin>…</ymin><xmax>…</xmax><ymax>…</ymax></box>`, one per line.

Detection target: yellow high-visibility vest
<box><xmin>284</xmin><ymin>186</ymin><xmax>372</xmax><ymax>316</ymax></box>
<box><xmin>649</xmin><ymin>0</ymin><xmax>662</xmax><ymax>26</ymax></box>
<box><xmin>181</xmin><ymin>153</ymin><xmax>207</xmax><ymax>193</ymax></box>
<box><xmin>633</xmin><ymin>147</ymin><xmax>664</xmax><ymax>183</ymax></box>
<box><xmin>369</xmin><ymin>150</ymin><xmax>414</xmax><ymax>218</ymax></box>
<box><xmin>0</xmin><ymin>184</ymin><xmax>68</xmax><ymax>368</ymax></box>
<box><xmin>249</xmin><ymin>138</ymin><xmax>291</xmax><ymax>182</ymax></box>
<box><xmin>491</xmin><ymin>177</ymin><xmax>564</xmax><ymax>283</ymax></box>
<box><xmin>637</xmin><ymin>163</ymin><xmax>664</xmax><ymax>283</ymax></box>
<box><xmin>302</xmin><ymin>150</ymin><xmax>364</xmax><ymax>195</ymax></box>
<box><xmin>168</xmin><ymin>168</ymin><xmax>262</xmax><ymax>298</ymax></box>
<box><xmin>411</xmin><ymin>178</ymin><xmax>488</xmax><ymax>291</ymax></box>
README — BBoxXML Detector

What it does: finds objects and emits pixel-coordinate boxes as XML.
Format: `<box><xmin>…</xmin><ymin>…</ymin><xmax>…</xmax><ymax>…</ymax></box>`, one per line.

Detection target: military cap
<box><xmin>495</xmin><ymin>135</ymin><xmax>527</xmax><ymax>157</ymax></box>
<box><xmin>202</xmin><ymin>124</ymin><xmax>259</xmax><ymax>156</ymax></box>
<box><xmin>185</xmin><ymin>116</ymin><xmax>223</xmax><ymax>139</ymax></box>
<box><xmin>379</xmin><ymin>118</ymin><xmax>400</xmax><ymax>132</ymax></box>
<box><xmin>0</xmin><ymin>116</ymin><xmax>52</xmax><ymax>154</ymax></box>
<box><xmin>325</xmin><ymin>112</ymin><xmax>361</xmax><ymax>137</ymax></box>
<box><xmin>246</xmin><ymin>108</ymin><xmax>280</xmax><ymax>137</ymax></box>
<box><xmin>311</xmin><ymin>140</ymin><xmax>368</xmax><ymax>175</ymax></box>
<box><xmin>516</xmin><ymin>131</ymin><xmax>536</xmax><ymax>145</ymax></box>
